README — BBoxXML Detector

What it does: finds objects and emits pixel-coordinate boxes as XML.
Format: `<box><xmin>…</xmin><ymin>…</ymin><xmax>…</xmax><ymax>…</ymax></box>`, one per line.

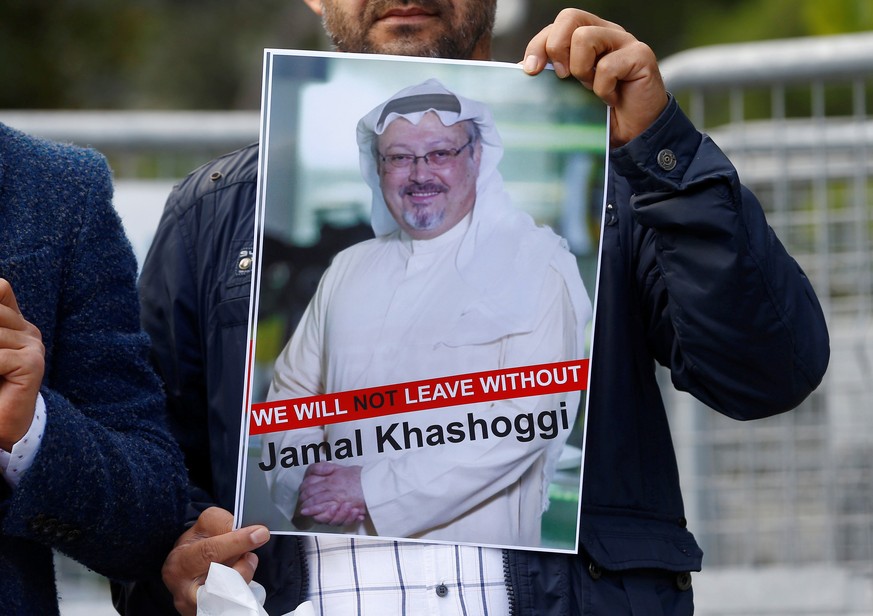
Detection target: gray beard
<box><xmin>403</xmin><ymin>206</ymin><xmax>446</xmax><ymax>232</ymax></box>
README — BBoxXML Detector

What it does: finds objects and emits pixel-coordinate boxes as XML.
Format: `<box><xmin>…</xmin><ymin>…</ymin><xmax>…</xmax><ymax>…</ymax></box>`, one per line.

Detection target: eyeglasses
<box><xmin>379</xmin><ymin>139</ymin><xmax>473</xmax><ymax>172</ymax></box>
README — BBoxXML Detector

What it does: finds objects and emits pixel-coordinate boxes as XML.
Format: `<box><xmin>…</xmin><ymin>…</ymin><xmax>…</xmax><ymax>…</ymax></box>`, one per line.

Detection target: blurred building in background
<box><xmin>2</xmin><ymin>29</ymin><xmax>872</xmax><ymax>616</ymax></box>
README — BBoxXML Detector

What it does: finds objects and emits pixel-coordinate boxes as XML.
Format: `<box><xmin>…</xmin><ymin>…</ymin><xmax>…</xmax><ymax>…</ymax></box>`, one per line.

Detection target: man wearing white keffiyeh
<box><xmin>263</xmin><ymin>79</ymin><xmax>591</xmax><ymax>549</ymax></box>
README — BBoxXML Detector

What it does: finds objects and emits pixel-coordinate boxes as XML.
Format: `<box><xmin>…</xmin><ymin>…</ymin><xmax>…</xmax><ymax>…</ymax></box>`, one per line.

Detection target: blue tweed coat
<box><xmin>0</xmin><ymin>122</ymin><xmax>187</xmax><ymax>615</ymax></box>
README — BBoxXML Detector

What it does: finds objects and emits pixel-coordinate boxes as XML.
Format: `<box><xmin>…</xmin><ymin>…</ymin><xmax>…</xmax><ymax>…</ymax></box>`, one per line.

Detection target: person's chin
<box><xmin>368</xmin><ymin>27</ymin><xmax>443</xmax><ymax>56</ymax></box>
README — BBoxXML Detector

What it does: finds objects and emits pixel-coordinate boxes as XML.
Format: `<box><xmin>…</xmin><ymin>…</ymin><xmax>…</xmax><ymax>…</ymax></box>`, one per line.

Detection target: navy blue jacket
<box><xmin>118</xmin><ymin>98</ymin><xmax>829</xmax><ymax>615</ymax></box>
<box><xmin>0</xmin><ymin>123</ymin><xmax>188</xmax><ymax>615</ymax></box>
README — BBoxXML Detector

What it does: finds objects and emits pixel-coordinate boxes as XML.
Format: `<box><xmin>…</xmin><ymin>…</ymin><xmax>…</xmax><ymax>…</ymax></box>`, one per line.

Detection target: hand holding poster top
<box><xmin>235</xmin><ymin>51</ymin><xmax>607</xmax><ymax>553</ymax></box>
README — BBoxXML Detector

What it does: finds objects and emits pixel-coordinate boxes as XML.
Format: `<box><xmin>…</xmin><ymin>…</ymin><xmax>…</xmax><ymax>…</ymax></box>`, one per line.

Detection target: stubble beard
<box><xmin>320</xmin><ymin>0</ymin><xmax>495</xmax><ymax>60</ymax></box>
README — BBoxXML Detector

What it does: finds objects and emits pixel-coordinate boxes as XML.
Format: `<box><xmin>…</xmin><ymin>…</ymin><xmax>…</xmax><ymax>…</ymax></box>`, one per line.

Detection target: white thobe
<box><xmin>265</xmin><ymin>216</ymin><xmax>582</xmax><ymax>548</ymax></box>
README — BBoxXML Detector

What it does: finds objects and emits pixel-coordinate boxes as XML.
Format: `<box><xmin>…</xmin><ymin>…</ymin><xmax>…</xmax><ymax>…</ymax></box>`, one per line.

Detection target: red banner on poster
<box><xmin>249</xmin><ymin>359</ymin><xmax>588</xmax><ymax>436</ymax></box>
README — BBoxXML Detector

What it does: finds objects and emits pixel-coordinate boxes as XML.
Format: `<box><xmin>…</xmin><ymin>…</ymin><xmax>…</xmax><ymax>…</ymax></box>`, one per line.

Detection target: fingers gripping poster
<box><xmin>235</xmin><ymin>50</ymin><xmax>607</xmax><ymax>554</ymax></box>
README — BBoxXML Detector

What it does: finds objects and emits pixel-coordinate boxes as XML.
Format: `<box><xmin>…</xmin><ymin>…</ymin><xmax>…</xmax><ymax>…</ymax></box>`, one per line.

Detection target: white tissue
<box><xmin>195</xmin><ymin>561</ymin><xmax>315</xmax><ymax>616</ymax></box>
<box><xmin>196</xmin><ymin>562</ymin><xmax>269</xmax><ymax>616</ymax></box>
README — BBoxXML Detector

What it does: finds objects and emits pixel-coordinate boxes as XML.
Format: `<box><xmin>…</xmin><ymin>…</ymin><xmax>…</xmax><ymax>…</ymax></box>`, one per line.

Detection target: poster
<box><xmin>234</xmin><ymin>50</ymin><xmax>607</xmax><ymax>554</ymax></box>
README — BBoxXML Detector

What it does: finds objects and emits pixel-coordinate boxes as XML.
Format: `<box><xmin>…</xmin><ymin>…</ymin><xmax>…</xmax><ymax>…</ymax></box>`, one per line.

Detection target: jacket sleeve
<box><xmin>610</xmin><ymin>98</ymin><xmax>830</xmax><ymax>420</ymax></box>
<box><xmin>114</xmin><ymin>148</ymin><xmax>262</xmax><ymax>613</ymax></box>
<box><xmin>0</xmin><ymin>150</ymin><xmax>188</xmax><ymax>580</ymax></box>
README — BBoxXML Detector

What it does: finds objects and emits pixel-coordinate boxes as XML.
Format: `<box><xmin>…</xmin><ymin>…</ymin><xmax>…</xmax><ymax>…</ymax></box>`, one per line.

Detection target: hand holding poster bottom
<box><xmin>250</xmin><ymin>359</ymin><xmax>588</xmax><ymax>436</ymax></box>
